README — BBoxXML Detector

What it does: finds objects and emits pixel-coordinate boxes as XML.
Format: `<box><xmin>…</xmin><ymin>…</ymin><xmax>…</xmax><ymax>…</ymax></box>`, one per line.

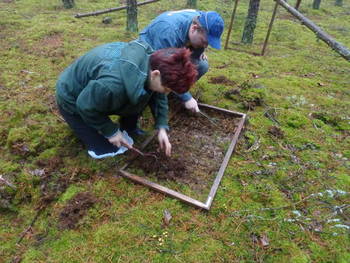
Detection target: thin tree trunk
<box><xmin>62</xmin><ymin>0</ymin><xmax>74</xmax><ymax>9</ymax></box>
<box><xmin>224</xmin><ymin>0</ymin><xmax>240</xmax><ymax>49</ymax></box>
<box><xmin>261</xmin><ymin>0</ymin><xmax>279</xmax><ymax>55</ymax></box>
<box><xmin>312</xmin><ymin>0</ymin><xmax>321</xmax><ymax>9</ymax></box>
<box><xmin>295</xmin><ymin>0</ymin><xmax>302</xmax><ymax>10</ymax></box>
<box><xmin>241</xmin><ymin>0</ymin><xmax>261</xmax><ymax>44</ymax></box>
<box><xmin>187</xmin><ymin>0</ymin><xmax>197</xmax><ymax>8</ymax></box>
<box><xmin>335</xmin><ymin>0</ymin><xmax>343</xmax><ymax>6</ymax></box>
<box><xmin>126</xmin><ymin>0</ymin><xmax>138</xmax><ymax>32</ymax></box>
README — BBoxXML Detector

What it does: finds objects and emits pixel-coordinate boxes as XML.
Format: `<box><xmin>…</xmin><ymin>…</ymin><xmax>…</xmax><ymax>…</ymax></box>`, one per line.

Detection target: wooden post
<box><xmin>224</xmin><ymin>0</ymin><xmax>240</xmax><ymax>50</ymax></box>
<box><xmin>335</xmin><ymin>0</ymin><xmax>343</xmax><ymax>6</ymax></box>
<box><xmin>62</xmin><ymin>0</ymin><xmax>74</xmax><ymax>9</ymax></box>
<box><xmin>75</xmin><ymin>0</ymin><xmax>159</xmax><ymax>18</ymax></box>
<box><xmin>277</xmin><ymin>0</ymin><xmax>350</xmax><ymax>61</ymax></box>
<box><xmin>186</xmin><ymin>0</ymin><xmax>197</xmax><ymax>8</ymax></box>
<box><xmin>241</xmin><ymin>0</ymin><xmax>261</xmax><ymax>44</ymax></box>
<box><xmin>312</xmin><ymin>0</ymin><xmax>321</xmax><ymax>9</ymax></box>
<box><xmin>295</xmin><ymin>0</ymin><xmax>302</xmax><ymax>10</ymax></box>
<box><xmin>261</xmin><ymin>0</ymin><xmax>279</xmax><ymax>56</ymax></box>
<box><xmin>126</xmin><ymin>0</ymin><xmax>138</xmax><ymax>32</ymax></box>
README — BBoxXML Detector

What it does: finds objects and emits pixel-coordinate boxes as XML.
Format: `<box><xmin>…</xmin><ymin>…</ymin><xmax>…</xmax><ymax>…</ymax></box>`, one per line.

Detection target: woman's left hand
<box><xmin>158</xmin><ymin>128</ymin><xmax>171</xmax><ymax>157</ymax></box>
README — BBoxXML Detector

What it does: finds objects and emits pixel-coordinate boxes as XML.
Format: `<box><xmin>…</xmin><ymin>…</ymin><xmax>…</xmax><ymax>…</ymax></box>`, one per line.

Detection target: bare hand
<box><xmin>158</xmin><ymin>128</ymin><xmax>171</xmax><ymax>157</ymax></box>
<box><xmin>108</xmin><ymin>130</ymin><xmax>131</xmax><ymax>148</ymax></box>
<box><xmin>184</xmin><ymin>97</ymin><xmax>200</xmax><ymax>113</ymax></box>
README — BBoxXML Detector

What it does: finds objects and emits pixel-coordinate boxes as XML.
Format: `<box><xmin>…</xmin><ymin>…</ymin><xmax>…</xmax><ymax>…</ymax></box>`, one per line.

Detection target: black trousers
<box><xmin>58</xmin><ymin>105</ymin><xmax>138</xmax><ymax>156</ymax></box>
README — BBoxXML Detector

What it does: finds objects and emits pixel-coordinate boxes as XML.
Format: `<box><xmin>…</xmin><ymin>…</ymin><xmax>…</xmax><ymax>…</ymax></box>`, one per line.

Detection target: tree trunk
<box><xmin>295</xmin><ymin>0</ymin><xmax>302</xmax><ymax>10</ymax></box>
<box><xmin>312</xmin><ymin>0</ymin><xmax>321</xmax><ymax>9</ymax></box>
<box><xmin>241</xmin><ymin>0</ymin><xmax>261</xmax><ymax>44</ymax></box>
<box><xmin>62</xmin><ymin>0</ymin><xmax>74</xmax><ymax>9</ymax></box>
<box><xmin>126</xmin><ymin>0</ymin><xmax>138</xmax><ymax>32</ymax></box>
<box><xmin>187</xmin><ymin>0</ymin><xmax>197</xmax><ymax>8</ymax></box>
<box><xmin>335</xmin><ymin>0</ymin><xmax>343</xmax><ymax>6</ymax></box>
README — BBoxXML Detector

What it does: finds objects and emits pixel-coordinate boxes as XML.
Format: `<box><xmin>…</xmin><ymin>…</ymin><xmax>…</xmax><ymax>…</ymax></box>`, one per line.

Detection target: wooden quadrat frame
<box><xmin>119</xmin><ymin>103</ymin><xmax>246</xmax><ymax>210</ymax></box>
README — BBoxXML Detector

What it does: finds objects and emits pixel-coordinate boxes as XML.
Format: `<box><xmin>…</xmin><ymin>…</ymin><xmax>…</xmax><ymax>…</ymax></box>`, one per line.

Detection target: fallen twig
<box><xmin>0</xmin><ymin>175</ymin><xmax>16</xmax><ymax>189</ymax></box>
<box><xmin>16</xmin><ymin>209</ymin><xmax>42</xmax><ymax>245</ymax></box>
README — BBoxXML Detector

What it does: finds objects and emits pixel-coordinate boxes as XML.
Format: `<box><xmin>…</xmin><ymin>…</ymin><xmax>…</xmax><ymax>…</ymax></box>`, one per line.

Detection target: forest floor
<box><xmin>1</xmin><ymin>0</ymin><xmax>349</xmax><ymax>262</ymax></box>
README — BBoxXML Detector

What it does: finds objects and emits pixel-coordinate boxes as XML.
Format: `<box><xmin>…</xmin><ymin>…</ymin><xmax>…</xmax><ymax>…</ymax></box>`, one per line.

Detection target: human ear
<box><xmin>150</xmin><ymin>70</ymin><xmax>160</xmax><ymax>80</ymax></box>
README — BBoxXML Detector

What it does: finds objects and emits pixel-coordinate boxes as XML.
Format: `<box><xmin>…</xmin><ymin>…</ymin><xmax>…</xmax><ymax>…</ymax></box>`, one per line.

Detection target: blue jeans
<box><xmin>177</xmin><ymin>48</ymin><xmax>209</xmax><ymax>102</ymax></box>
<box><xmin>58</xmin><ymin>104</ymin><xmax>121</xmax><ymax>156</ymax></box>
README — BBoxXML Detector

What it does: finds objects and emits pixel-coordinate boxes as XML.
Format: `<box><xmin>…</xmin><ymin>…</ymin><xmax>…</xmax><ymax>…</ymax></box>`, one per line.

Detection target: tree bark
<box><xmin>335</xmin><ymin>0</ymin><xmax>343</xmax><ymax>6</ymax></box>
<box><xmin>187</xmin><ymin>0</ymin><xmax>197</xmax><ymax>8</ymax></box>
<box><xmin>295</xmin><ymin>0</ymin><xmax>302</xmax><ymax>10</ymax></box>
<box><xmin>312</xmin><ymin>0</ymin><xmax>321</xmax><ymax>9</ymax></box>
<box><xmin>62</xmin><ymin>0</ymin><xmax>74</xmax><ymax>9</ymax></box>
<box><xmin>241</xmin><ymin>0</ymin><xmax>261</xmax><ymax>44</ymax></box>
<box><xmin>126</xmin><ymin>0</ymin><xmax>138</xmax><ymax>32</ymax></box>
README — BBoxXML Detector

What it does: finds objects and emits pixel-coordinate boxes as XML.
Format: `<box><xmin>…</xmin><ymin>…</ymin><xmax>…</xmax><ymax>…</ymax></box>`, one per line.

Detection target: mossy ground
<box><xmin>1</xmin><ymin>0</ymin><xmax>349</xmax><ymax>262</ymax></box>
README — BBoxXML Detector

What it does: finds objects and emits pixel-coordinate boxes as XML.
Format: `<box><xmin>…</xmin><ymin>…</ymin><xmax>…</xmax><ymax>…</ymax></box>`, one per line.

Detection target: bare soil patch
<box><xmin>128</xmin><ymin>104</ymin><xmax>241</xmax><ymax>196</ymax></box>
<box><xmin>209</xmin><ymin>76</ymin><xmax>236</xmax><ymax>86</ymax></box>
<box><xmin>58</xmin><ymin>192</ymin><xmax>97</xmax><ymax>230</ymax></box>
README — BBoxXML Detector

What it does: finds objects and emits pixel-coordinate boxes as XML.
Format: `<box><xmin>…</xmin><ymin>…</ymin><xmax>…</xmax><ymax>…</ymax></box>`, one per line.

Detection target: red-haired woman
<box><xmin>56</xmin><ymin>40</ymin><xmax>197</xmax><ymax>159</ymax></box>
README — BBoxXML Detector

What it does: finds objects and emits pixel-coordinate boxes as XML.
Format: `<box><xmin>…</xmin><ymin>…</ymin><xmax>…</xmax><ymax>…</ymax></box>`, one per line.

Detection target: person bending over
<box><xmin>56</xmin><ymin>40</ymin><xmax>197</xmax><ymax>159</ymax></box>
<box><xmin>139</xmin><ymin>9</ymin><xmax>224</xmax><ymax>112</ymax></box>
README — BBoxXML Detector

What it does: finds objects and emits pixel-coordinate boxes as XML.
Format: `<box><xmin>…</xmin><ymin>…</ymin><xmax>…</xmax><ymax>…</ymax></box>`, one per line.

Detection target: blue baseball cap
<box><xmin>198</xmin><ymin>11</ymin><xmax>224</xmax><ymax>50</ymax></box>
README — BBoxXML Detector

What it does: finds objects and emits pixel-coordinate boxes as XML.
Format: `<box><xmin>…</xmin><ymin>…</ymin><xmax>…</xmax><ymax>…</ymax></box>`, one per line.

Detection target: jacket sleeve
<box><xmin>142</xmin><ymin>21</ymin><xmax>180</xmax><ymax>49</ymax></box>
<box><xmin>76</xmin><ymin>80</ymin><xmax>120</xmax><ymax>138</ymax></box>
<box><xmin>148</xmin><ymin>92</ymin><xmax>169</xmax><ymax>130</ymax></box>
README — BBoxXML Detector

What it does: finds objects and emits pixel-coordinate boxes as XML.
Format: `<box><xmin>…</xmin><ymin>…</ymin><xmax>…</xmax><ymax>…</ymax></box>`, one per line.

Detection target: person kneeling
<box><xmin>56</xmin><ymin>40</ymin><xmax>197</xmax><ymax>159</ymax></box>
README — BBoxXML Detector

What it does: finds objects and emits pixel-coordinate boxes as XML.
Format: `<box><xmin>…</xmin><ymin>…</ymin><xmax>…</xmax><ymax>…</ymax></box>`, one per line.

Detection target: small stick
<box><xmin>198</xmin><ymin>111</ymin><xmax>220</xmax><ymax>128</ymax></box>
<box><xmin>16</xmin><ymin>209</ymin><xmax>42</xmax><ymax>244</ymax></box>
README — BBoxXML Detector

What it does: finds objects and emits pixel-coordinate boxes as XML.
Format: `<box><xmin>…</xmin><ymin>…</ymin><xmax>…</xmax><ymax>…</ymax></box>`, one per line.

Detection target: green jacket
<box><xmin>56</xmin><ymin>40</ymin><xmax>168</xmax><ymax>138</ymax></box>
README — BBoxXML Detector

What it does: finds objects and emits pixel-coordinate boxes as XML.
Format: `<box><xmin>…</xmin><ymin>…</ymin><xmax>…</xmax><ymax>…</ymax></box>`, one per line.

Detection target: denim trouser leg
<box><xmin>177</xmin><ymin>48</ymin><xmax>210</xmax><ymax>102</ymax></box>
<box><xmin>58</xmin><ymin>105</ymin><xmax>120</xmax><ymax>157</ymax></box>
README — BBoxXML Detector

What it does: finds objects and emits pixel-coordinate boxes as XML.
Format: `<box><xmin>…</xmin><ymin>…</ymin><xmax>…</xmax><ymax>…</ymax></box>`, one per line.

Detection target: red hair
<box><xmin>149</xmin><ymin>48</ymin><xmax>197</xmax><ymax>94</ymax></box>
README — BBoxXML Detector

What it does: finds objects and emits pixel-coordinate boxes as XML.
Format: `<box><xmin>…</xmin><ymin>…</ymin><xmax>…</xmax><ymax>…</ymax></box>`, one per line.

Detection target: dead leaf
<box><xmin>30</xmin><ymin>169</ymin><xmax>46</xmax><ymax>177</ymax></box>
<box><xmin>162</xmin><ymin>209</ymin><xmax>172</xmax><ymax>227</ymax></box>
<box><xmin>251</xmin><ymin>233</ymin><xmax>269</xmax><ymax>248</ymax></box>
<box><xmin>251</xmin><ymin>73</ymin><xmax>260</xmax><ymax>78</ymax></box>
<box><xmin>259</xmin><ymin>234</ymin><xmax>269</xmax><ymax>248</ymax></box>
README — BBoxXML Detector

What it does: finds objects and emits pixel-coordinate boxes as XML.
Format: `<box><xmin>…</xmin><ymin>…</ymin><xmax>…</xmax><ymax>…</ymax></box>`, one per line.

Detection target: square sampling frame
<box><xmin>118</xmin><ymin>103</ymin><xmax>246</xmax><ymax>210</ymax></box>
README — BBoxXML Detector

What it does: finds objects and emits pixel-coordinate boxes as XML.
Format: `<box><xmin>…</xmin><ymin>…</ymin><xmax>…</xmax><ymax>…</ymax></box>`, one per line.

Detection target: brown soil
<box><xmin>209</xmin><ymin>76</ymin><xmax>236</xmax><ymax>86</ymax></box>
<box><xmin>58</xmin><ymin>192</ymin><xmax>97</xmax><ymax>230</ymax></box>
<box><xmin>268</xmin><ymin>126</ymin><xmax>284</xmax><ymax>139</ymax></box>
<box><xmin>129</xmin><ymin>105</ymin><xmax>241</xmax><ymax>194</ymax></box>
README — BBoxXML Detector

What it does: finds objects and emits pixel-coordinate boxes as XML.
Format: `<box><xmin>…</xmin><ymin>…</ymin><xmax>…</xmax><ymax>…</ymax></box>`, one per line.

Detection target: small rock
<box><xmin>102</xmin><ymin>17</ymin><xmax>112</xmax><ymax>24</ymax></box>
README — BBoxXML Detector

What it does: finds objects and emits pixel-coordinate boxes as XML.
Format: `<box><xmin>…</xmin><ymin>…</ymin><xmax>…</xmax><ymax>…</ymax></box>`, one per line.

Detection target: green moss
<box><xmin>58</xmin><ymin>185</ymin><xmax>85</xmax><ymax>203</ymax></box>
<box><xmin>283</xmin><ymin>111</ymin><xmax>309</xmax><ymax>129</ymax></box>
<box><xmin>1</xmin><ymin>0</ymin><xmax>350</xmax><ymax>262</ymax></box>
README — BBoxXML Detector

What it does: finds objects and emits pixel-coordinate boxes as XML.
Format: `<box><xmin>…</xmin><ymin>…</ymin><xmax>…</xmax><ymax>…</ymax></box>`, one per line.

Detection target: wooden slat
<box><xmin>205</xmin><ymin>114</ymin><xmax>246</xmax><ymax>209</ymax></box>
<box><xmin>118</xmin><ymin>104</ymin><xmax>246</xmax><ymax>210</ymax></box>
<box><xmin>118</xmin><ymin>170</ymin><xmax>209</xmax><ymax>210</ymax></box>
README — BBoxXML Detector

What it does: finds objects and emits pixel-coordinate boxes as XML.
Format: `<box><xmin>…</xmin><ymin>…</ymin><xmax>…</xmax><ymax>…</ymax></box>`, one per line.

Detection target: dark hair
<box><xmin>149</xmin><ymin>48</ymin><xmax>197</xmax><ymax>94</ymax></box>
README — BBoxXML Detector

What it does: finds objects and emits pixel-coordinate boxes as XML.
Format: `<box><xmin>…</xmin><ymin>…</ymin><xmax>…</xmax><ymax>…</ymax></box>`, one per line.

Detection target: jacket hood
<box><xmin>119</xmin><ymin>40</ymin><xmax>154</xmax><ymax>104</ymax></box>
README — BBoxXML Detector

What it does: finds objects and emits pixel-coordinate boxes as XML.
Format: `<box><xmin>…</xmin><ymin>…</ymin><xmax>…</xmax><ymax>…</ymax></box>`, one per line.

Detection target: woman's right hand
<box><xmin>108</xmin><ymin>130</ymin><xmax>131</xmax><ymax>148</ymax></box>
<box><xmin>158</xmin><ymin>128</ymin><xmax>171</xmax><ymax>157</ymax></box>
